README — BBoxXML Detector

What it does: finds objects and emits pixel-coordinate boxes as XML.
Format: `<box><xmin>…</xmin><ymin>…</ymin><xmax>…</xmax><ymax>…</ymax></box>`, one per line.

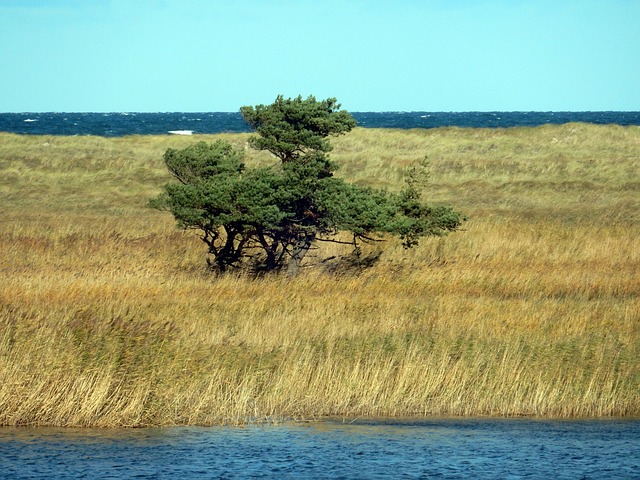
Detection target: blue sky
<box><xmin>1</xmin><ymin>0</ymin><xmax>638</xmax><ymax>112</ymax></box>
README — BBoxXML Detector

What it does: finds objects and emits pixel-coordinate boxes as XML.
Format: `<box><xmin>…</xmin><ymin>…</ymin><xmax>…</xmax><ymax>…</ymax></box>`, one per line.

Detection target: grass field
<box><xmin>1</xmin><ymin>124</ymin><xmax>638</xmax><ymax>426</ymax></box>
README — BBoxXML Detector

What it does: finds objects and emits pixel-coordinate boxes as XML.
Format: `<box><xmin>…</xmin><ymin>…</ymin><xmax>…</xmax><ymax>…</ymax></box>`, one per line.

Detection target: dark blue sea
<box><xmin>1</xmin><ymin>419</ymin><xmax>639</xmax><ymax>479</ymax></box>
<box><xmin>1</xmin><ymin>111</ymin><xmax>639</xmax><ymax>136</ymax></box>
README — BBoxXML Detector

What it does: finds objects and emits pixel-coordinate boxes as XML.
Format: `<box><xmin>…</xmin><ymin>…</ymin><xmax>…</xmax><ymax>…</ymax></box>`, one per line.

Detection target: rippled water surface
<box><xmin>2</xmin><ymin>111</ymin><xmax>640</xmax><ymax>136</ymax></box>
<box><xmin>1</xmin><ymin>418</ymin><xmax>638</xmax><ymax>479</ymax></box>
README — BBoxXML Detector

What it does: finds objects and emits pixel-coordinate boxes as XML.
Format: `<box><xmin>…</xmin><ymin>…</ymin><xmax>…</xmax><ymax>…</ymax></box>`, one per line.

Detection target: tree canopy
<box><xmin>240</xmin><ymin>95</ymin><xmax>357</xmax><ymax>163</ymax></box>
<box><xmin>151</xmin><ymin>95</ymin><xmax>464</xmax><ymax>275</ymax></box>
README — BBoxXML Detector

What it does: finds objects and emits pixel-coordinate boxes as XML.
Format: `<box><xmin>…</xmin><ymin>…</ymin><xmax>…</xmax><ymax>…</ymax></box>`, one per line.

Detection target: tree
<box><xmin>151</xmin><ymin>95</ymin><xmax>464</xmax><ymax>275</ymax></box>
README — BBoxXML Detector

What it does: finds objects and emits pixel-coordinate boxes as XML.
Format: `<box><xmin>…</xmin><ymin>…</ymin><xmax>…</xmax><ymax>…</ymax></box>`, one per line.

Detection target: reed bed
<box><xmin>0</xmin><ymin>124</ymin><xmax>638</xmax><ymax>426</ymax></box>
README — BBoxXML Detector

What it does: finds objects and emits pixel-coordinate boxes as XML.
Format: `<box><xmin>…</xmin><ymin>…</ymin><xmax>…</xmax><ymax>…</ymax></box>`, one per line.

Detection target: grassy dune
<box><xmin>0</xmin><ymin>124</ymin><xmax>638</xmax><ymax>426</ymax></box>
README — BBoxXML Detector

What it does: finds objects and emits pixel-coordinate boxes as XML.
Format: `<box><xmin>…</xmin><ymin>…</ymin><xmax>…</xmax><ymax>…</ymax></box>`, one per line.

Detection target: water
<box><xmin>1</xmin><ymin>111</ymin><xmax>639</xmax><ymax>136</ymax></box>
<box><xmin>1</xmin><ymin>418</ymin><xmax>638</xmax><ymax>479</ymax></box>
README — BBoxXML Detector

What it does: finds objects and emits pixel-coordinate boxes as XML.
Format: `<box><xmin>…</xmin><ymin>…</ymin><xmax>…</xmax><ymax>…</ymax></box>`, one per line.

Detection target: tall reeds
<box><xmin>0</xmin><ymin>124</ymin><xmax>638</xmax><ymax>426</ymax></box>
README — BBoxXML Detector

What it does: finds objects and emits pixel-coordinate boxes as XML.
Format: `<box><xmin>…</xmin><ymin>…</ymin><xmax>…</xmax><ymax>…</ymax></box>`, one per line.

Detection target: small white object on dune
<box><xmin>168</xmin><ymin>130</ymin><xmax>194</xmax><ymax>135</ymax></box>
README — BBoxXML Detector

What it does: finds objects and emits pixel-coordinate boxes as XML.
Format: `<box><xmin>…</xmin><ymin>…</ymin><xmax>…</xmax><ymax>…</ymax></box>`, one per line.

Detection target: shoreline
<box><xmin>3</xmin><ymin>414</ymin><xmax>640</xmax><ymax>430</ymax></box>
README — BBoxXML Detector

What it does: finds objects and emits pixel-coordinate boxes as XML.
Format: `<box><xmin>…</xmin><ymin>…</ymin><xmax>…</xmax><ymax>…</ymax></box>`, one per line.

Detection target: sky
<box><xmin>1</xmin><ymin>0</ymin><xmax>639</xmax><ymax>112</ymax></box>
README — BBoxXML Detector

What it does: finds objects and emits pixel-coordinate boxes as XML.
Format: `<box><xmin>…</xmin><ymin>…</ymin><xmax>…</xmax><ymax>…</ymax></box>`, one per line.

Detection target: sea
<box><xmin>1</xmin><ymin>111</ymin><xmax>639</xmax><ymax>136</ymax></box>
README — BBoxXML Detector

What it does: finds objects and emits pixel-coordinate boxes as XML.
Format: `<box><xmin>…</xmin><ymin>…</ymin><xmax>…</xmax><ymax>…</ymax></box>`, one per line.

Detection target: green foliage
<box><xmin>163</xmin><ymin>140</ymin><xmax>245</xmax><ymax>184</ymax></box>
<box><xmin>392</xmin><ymin>157</ymin><xmax>464</xmax><ymax>248</ymax></box>
<box><xmin>152</xmin><ymin>95</ymin><xmax>464</xmax><ymax>274</ymax></box>
<box><xmin>240</xmin><ymin>95</ymin><xmax>357</xmax><ymax>162</ymax></box>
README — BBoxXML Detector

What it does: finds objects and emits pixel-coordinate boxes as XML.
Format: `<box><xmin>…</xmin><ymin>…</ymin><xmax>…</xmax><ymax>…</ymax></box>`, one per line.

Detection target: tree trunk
<box><xmin>286</xmin><ymin>234</ymin><xmax>314</xmax><ymax>277</ymax></box>
<box><xmin>257</xmin><ymin>232</ymin><xmax>281</xmax><ymax>271</ymax></box>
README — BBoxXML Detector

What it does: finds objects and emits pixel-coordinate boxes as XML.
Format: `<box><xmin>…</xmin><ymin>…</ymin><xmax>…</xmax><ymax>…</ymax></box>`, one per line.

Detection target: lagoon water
<box><xmin>1</xmin><ymin>418</ymin><xmax>639</xmax><ymax>479</ymax></box>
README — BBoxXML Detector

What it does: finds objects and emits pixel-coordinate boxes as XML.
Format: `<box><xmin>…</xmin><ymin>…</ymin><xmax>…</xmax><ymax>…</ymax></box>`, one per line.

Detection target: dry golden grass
<box><xmin>0</xmin><ymin>124</ymin><xmax>638</xmax><ymax>426</ymax></box>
